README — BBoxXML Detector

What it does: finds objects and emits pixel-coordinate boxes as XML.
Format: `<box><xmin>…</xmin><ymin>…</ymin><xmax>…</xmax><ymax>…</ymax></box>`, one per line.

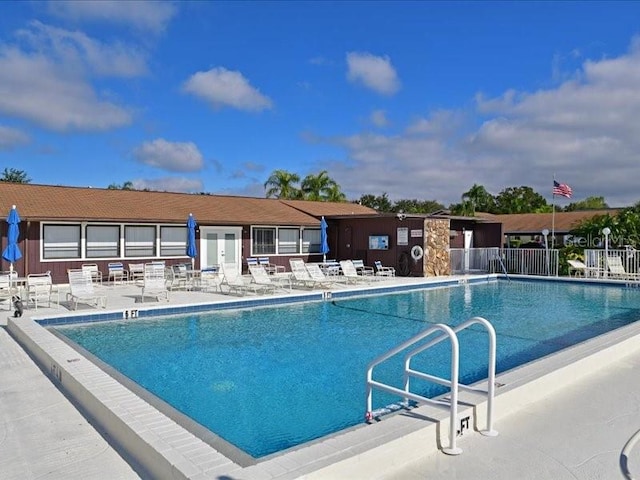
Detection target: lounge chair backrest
<box><xmin>0</xmin><ymin>274</ymin><xmax>11</xmax><ymax>289</ymax></box>
<box><xmin>352</xmin><ymin>260</ymin><xmax>365</xmax><ymax>269</ymax></box>
<box><xmin>249</xmin><ymin>265</ymin><xmax>271</xmax><ymax>283</ymax></box>
<box><xmin>222</xmin><ymin>263</ymin><xmax>244</xmax><ymax>285</ymax></box>
<box><xmin>289</xmin><ymin>259</ymin><xmax>312</xmax><ymax>280</ymax></box>
<box><xmin>339</xmin><ymin>260</ymin><xmax>358</xmax><ymax>277</ymax></box>
<box><xmin>246</xmin><ymin>258</ymin><xmax>258</xmax><ymax>266</ymax></box>
<box><xmin>607</xmin><ymin>256</ymin><xmax>626</xmax><ymax>274</ymax></box>
<box><xmin>306</xmin><ymin>263</ymin><xmax>328</xmax><ymax>281</ymax></box>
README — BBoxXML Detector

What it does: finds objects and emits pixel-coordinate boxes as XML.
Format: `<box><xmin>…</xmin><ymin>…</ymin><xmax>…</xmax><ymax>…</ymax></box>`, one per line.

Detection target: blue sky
<box><xmin>2</xmin><ymin>1</ymin><xmax>640</xmax><ymax>207</ymax></box>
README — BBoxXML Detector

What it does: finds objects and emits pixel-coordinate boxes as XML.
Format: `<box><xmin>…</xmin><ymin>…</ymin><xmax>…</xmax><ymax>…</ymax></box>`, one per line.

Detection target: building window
<box><xmin>86</xmin><ymin>225</ymin><xmax>120</xmax><ymax>258</ymax></box>
<box><xmin>160</xmin><ymin>226</ymin><xmax>187</xmax><ymax>256</ymax></box>
<box><xmin>43</xmin><ymin>224</ymin><xmax>81</xmax><ymax>259</ymax></box>
<box><xmin>302</xmin><ymin>228</ymin><xmax>321</xmax><ymax>253</ymax></box>
<box><xmin>252</xmin><ymin>227</ymin><xmax>276</xmax><ymax>255</ymax></box>
<box><xmin>278</xmin><ymin>228</ymin><xmax>299</xmax><ymax>254</ymax></box>
<box><xmin>124</xmin><ymin>225</ymin><xmax>156</xmax><ymax>257</ymax></box>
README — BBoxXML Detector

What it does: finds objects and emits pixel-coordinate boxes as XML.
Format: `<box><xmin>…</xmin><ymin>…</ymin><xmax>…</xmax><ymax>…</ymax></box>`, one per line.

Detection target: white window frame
<box><xmin>42</xmin><ymin>224</ymin><xmax>81</xmax><ymax>259</ymax></box>
<box><xmin>86</xmin><ymin>224</ymin><xmax>120</xmax><ymax>258</ymax></box>
<box><xmin>124</xmin><ymin>225</ymin><xmax>157</xmax><ymax>258</ymax></box>
<box><xmin>160</xmin><ymin>226</ymin><xmax>188</xmax><ymax>256</ymax></box>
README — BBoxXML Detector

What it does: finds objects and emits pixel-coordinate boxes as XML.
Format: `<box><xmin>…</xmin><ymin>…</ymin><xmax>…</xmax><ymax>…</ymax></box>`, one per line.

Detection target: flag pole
<box><xmin>551</xmin><ymin>175</ymin><xmax>556</xmax><ymax>248</ymax></box>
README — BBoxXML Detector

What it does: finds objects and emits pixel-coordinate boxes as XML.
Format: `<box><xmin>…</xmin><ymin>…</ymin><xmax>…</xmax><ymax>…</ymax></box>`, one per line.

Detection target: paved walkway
<box><xmin>0</xmin><ymin>324</ymin><xmax>141</xmax><ymax>479</ymax></box>
<box><xmin>381</xmin><ymin>346</ymin><xmax>640</xmax><ymax>480</ymax></box>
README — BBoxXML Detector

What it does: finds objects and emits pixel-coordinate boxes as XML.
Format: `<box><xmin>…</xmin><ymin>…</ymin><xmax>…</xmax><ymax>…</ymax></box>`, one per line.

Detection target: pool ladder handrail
<box><xmin>365</xmin><ymin>316</ymin><xmax>498</xmax><ymax>455</ymax></box>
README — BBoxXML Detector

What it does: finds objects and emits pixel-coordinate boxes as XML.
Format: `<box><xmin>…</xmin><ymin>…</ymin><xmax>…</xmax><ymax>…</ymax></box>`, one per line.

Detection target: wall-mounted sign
<box><xmin>411</xmin><ymin>229</ymin><xmax>423</xmax><ymax>238</ymax></box>
<box><xmin>397</xmin><ymin>227</ymin><xmax>408</xmax><ymax>246</ymax></box>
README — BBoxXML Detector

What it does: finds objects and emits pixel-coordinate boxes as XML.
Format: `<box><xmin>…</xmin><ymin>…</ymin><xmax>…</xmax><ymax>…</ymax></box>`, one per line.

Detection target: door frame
<box><xmin>199</xmin><ymin>226</ymin><xmax>242</xmax><ymax>272</ymax></box>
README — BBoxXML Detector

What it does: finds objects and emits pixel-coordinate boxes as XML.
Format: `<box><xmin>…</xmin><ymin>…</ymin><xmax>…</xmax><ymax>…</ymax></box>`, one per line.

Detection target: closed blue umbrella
<box><xmin>186</xmin><ymin>213</ymin><xmax>197</xmax><ymax>268</ymax></box>
<box><xmin>320</xmin><ymin>216</ymin><xmax>329</xmax><ymax>263</ymax></box>
<box><xmin>2</xmin><ymin>205</ymin><xmax>22</xmax><ymax>285</ymax></box>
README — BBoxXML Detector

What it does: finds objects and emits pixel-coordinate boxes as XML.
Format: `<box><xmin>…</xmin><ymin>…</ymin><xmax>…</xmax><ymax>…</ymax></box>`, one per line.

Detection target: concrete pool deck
<box><xmin>2</xmin><ymin>275</ymin><xmax>640</xmax><ymax>479</ymax></box>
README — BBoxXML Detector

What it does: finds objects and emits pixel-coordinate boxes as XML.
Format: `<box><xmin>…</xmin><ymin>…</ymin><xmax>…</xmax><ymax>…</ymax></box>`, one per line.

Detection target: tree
<box><xmin>264</xmin><ymin>170</ymin><xmax>301</xmax><ymax>199</ymax></box>
<box><xmin>300</xmin><ymin>170</ymin><xmax>341</xmax><ymax>201</ymax></box>
<box><xmin>0</xmin><ymin>168</ymin><xmax>30</xmax><ymax>183</ymax></box>
<box><xmin>393</xmin><ymin>199</ymin><xmax>444</xmax><ymax>214</ymax></box>
<box><xmin>461</xmin><ymin>184</ymin><xmax>496</xmax><ymax>214</ymax></box>
<box><xmin>357</xmin><ymin>193</ymin><xmax>393</xmax><ymax>212</ymax></box>
<box><xmin>107</xmin><ymin>181</ymin><xmax>135</xmax><ymax>190</ymax></box>
<box><xmin>494</xmin><ymin>186</ymin><xmax>549</xmax><ymax>214</ymax></box>
<box><xmin>563</xmin><ymin>196</ymin><xmax>608</xmax><ymax>211</ymax></box>
<box><xmin>324</xmin><ymin>183</ymin><xmax>347</xmax><ymax>202</ymax></box>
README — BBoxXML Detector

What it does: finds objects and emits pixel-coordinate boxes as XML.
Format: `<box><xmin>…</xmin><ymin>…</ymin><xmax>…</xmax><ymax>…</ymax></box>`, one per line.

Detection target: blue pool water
<box><xmin>55</xmin><ymin>280</ymin><xmax>640</xmax><ymax>458</ymax></box>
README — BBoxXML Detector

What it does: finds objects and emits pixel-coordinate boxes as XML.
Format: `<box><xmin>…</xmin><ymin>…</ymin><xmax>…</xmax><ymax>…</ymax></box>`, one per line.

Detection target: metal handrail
<box><xmin>365</xmin><ymin>317</ymin><xmax>498</xmax><ymax>456</ymax></box>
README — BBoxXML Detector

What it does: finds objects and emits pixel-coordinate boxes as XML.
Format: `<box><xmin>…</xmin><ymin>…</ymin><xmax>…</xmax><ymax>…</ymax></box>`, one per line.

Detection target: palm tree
<box><xmin>324</xmin><ymin>183</ymin><xmax>347</xmax><ymax>202</ymax></box>
<box><xmin>300</xmin><ymin>170</ymin><xmax>340</xmax><ymax>201</ymax></box>
<box><xmin>264</xmin><ymin>170</ymin><xmax>301</xmax><ymax>199</ymax></box>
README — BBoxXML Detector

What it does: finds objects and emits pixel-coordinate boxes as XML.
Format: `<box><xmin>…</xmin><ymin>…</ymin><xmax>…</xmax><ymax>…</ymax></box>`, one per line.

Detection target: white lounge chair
<box><xmin>27</xmin><ymin>272</ymin><xmax>53</xmax><ymax>309</ymax></box>
<box><xmin>567</xmin><ymin>259</ymin><xmax>587</xmax><ymax>277</ymax></box>
<box><xmin>67</xmin><ymin>269</ymin><xmax>107</xmax><ymax>310</ymax></box>
<box><xmin>289</xmin><ymin>259</ymin><xmax>327</xmax><ymax>289</ymax></box>
<box><xmin>258</xmin><ymin>257</ymin><xmax>285</xmax><ymax>275</ymax></box>
<box><xmin>340</xmin><ymin>260</ymin><xmax>375</xmax><ymax>283</ymax></box>
<box><xmin>221</xmin><ymin>263</ymin><xmax>263</xmax><ymax>296</ymax></box>
<box><xmin>374</xmin><ymin>260</ymin><xmax>396</xmax><ymax>277</ymax></box>
<box><xmin>249</xmin><ymin>265</ymin><xmax>290</xmax><ymax>292</ymax></box>
<box><xmin>139</xmin><ymin>263</ymin><xmax>169</xmax><ymax>302</ymax></box>
<box><xmin>606</xmin><ymin>256</ymin><xmax>639</xmax><ymax>280</ymax></box>
<box><xmin>305</xmin><ymin>263</ymin><xmax>343</xmax><ymax>288</ymax></box>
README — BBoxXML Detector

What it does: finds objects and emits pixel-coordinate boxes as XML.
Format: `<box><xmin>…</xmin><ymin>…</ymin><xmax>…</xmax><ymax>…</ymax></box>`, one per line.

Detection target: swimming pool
<box><xmin>54</xmin><ymin>279</ymin><xmax>640</xmax><ymax>458</ymax></box>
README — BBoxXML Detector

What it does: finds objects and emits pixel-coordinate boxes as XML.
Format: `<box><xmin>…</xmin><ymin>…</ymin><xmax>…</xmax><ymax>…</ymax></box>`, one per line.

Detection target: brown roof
<box><xmin>0</xmin><ymin>183</ymin><xmax>376</xmax><ymax>226</ymax></box>
<box><xmin>281</xmin><ymin>199</ymin><xmax>378</xmax><ymax>217</ymax></box>
<box><xmin>478</xmin><ymin>210</ymin><xmax>620</xmax><ymax>234</ymax></box>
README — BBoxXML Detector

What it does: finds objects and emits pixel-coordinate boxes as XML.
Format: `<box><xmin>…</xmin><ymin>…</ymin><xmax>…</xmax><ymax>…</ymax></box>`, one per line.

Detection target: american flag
<box><xmin>553</xmin><ymin>180</ymin><xmax>572</xmax><ymax>198</ymax></box>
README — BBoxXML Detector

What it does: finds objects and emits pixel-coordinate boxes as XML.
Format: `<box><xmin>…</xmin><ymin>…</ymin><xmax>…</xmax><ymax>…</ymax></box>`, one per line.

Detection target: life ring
<box><xmin>411</xmin><ymin>245</ymin><xmax>424</xmax><ymax>261</ymax></box>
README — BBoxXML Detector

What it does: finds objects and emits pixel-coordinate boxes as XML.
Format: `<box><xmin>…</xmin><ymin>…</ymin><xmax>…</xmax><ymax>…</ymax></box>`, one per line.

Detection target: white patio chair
<box><xmin>27</xmin><ymin>272</ymin><xmax>53</xmax><ymax>309</ymax></box>
<box><xmin>81</xmin><ymin>263</ymin><xmax>102</xmax><ymax>284</ymax></box>
<box><xmin>67</xmin><ymin>269</ymin><xmax>107</xmax><ymax>310</ymax></box>
<box><xmin>0</xmin><ymin>274</ymin><xmax>17</xmax><ymax>311</ymax></box>
<box><xmin>107</xmin><ymin>262</ymin><xmax>129</xmax><ymax>284</ymax></box>
<box><xmin>128</xmin><ymin>263</ymin><xmax>145</xmax><ymax>283</ymax></box>
<box><xmin>352</xmin><ymin>259</ymin><xmax>375</xmax><ymax>276</ymax></box>
<box><xmin>139</xmin><ymin>263</ymin><xmax>169</xmax><ymax>302</ymax></box>
<box><xmin>374</xmin><ymin>260</ymin><xmax>396</xmax><ymax>277</ymax></box>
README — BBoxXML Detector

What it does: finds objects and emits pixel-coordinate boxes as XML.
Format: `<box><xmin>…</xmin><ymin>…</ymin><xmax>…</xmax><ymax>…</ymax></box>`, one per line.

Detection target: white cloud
<box><xmin>370</xmin><ymin>109</ymin><xmax>389</xmax><ymax>128</ymax></box>
<box><xmin>0</xmin><ymin>47</ymin><xmax>132</xmax><ymax>131</ymax></box>
<box><xmin>346</xmin><ymin>52</ymin><xmax>400</xmax><ymax>95</ymax></box>
<box><xmin>182</xmin><ymin>67</ymin><xmax>273</xmax><ymax>112</ymax></box>
<box><xmin>133</xmin><ymin>177</ymin><xmax>204</xmax><ymax>193</ymax></box>
<box><xmin>133</xmin><ymin>139</ymin><xmax>204</xmax><ymax>172</ymax></box>
<box><xmin>47</xmin><ymin>0</ymin><xmax>177</xmax><ymax>34</ymax></box>
<box><xmin>318</xmin><ymin>40</ymin><xmax>640</xmax><ymax>207</ymax></box>
<box><xmin>0</xmin><ymin>21</ymin><xmax>146</xmax><ymax>131</ymax></box>
<box><xmin>0</xmin><ymin>125</ymin><xmax>29</xmax><ymax>151</ymax></box>
<box><xmin>17</xmin><ymin>21</ymin><xmax>148</xmax><ymax>77</ymax></box>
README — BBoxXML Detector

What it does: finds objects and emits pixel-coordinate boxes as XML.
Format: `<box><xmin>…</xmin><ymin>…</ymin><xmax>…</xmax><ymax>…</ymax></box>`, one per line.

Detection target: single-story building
<box><xmin>477</xmin><ymin>210</ymin><xmax>621</xmax><ymax>248</ymax></box>
<box><xmin>0</xmin><ymin>183</ymin><xmax>502</xmax><ymax>283</ymax></box>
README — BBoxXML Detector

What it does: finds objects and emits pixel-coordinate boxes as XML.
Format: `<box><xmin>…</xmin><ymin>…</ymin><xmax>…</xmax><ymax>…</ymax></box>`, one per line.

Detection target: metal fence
<box><xmin>450</xmin><ymin>248</ymin><xmax>559</xmax><ymax>276</ymax></box>
<box><xmin>584</xmin><ymin>247</ymin><xmax>640</xmax><ymax>278</ymax></box>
